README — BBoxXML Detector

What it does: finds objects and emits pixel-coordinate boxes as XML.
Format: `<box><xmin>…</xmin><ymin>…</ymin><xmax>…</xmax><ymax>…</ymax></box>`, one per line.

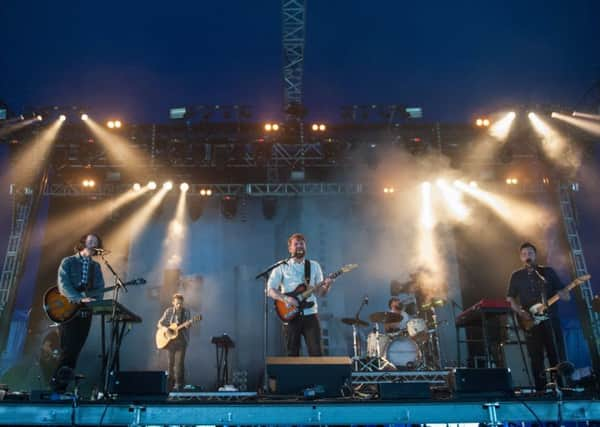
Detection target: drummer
<box><xmin>385</xmin><ymin>296</ymin><xmax>412</xmax><ymax>333</ymax></box>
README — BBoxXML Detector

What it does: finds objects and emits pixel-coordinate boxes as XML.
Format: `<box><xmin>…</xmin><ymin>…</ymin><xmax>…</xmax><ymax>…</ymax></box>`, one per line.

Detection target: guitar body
<box><xmin>43</xmin><ymin>278</ymin><xmax>146</xmax><ymax>324</ymax></box>
<box><xmin>155</xmin><ymin>315</ymin><xmax>202</xmax><ymax>349</ymax></box>
<box><xmin>43</xmin><ymin>286</ymin><xmax>85</xmax><ymax>324</ymax></box>
<box><xmin>517</xmin><ymin>274</ymin><xmax>591</xmax><ymax>332</ymax></box>
<box><xmin>273</xmin><ymin>264</ymin><xmax>359</xmax><ymax>323</ymax></box>
<box><xmin>155</xmin><ymin>323</ymin><xmax>180</xmax><ymax>349</ymax></box>
<box><xmin>274</xmin><ymin>284</ymin><xmax>314</xmax><ymax>322</ymax></box>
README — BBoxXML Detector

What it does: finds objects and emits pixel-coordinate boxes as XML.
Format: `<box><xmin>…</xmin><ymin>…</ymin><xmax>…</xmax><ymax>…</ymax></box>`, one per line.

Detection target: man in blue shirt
<box><xmin>51</xmin><ymin>233</ymin><xmax>105</xmax><ymax>393</ymax></box>
<box><xmin>506</xmin><ymin>242</ymin><xmax>570</xmax><ymax>391</ymax></box>
<box><xmin>267</xmin><ymin>233</ymin><xmax>332</xmax><ymax>356</ymax></box>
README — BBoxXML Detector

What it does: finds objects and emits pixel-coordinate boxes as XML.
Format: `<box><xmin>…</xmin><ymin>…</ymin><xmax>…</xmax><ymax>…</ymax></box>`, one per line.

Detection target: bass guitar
<box><xmin>518</xmin><ymin>274</ymin><xmax>590</xmax><ymax>331</ymax></box>
<box><xmin>43</xmin><ymin>278</ymin><xmax>146</xmax><ymax>324</ymax></box>
<box><xmin>155</xmin><ymin>315</ymin><xmax>202</xmax><ymax>349</ymax></box>
<box><xmin>274</xmin><ymin>263</ymin><xmax>358</xmax><ymax>322</ymax></box>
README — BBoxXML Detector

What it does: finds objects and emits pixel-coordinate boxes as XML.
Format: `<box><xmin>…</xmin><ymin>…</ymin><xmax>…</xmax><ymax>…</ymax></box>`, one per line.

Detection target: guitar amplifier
<box><xmin>267</xmin><ymin>357</ymin><xmax>352</xmax><ymax>397</ymax></box>
<box><xmin>108</xmin><ymin>371</ymin><xmax>168</xmax><ymax>400</ymax></box>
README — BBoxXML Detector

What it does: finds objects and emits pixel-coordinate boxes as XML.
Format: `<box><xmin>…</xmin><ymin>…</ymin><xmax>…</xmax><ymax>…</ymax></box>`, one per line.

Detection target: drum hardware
<box><xmin>344</xmin><ymin>295</ymin><xmax>370</xmax><ymax>371</ymax></box>
<box><xmin>369</xmin><ymin>311</ymin><xmax>403</xmax><ymax>323</ymax></box>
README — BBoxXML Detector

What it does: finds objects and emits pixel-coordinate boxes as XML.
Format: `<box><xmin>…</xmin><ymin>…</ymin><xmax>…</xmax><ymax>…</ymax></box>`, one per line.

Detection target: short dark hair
<box><xmin>520</xmin><ymin>242</ymin><xmax>537</xmax><ymax>253</ymax></box>
<box><xmin>288</xmin><ymin>233</ymin><xmax>306</xmax><ymax>245</ymax></box>
<box><xmin>172</xmin><ymin>293</ymin><xmax>184</xmax><ymax>302</ymax></box>
<box><xmin>74</xmin><ymin>233</ymin><xmax>103</xmax><ymax>253</ymax></box>
<box><xmin>388</xmin><ymin>297</ymin><xmax>400</xmax><ymax>309</ymax></box>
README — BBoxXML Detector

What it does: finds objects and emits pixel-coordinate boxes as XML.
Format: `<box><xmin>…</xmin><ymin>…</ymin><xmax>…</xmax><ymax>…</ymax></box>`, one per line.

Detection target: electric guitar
<box><xmin>155</xmin><ymin>315</ymin><xmax>202</xmax><ymax>349</ymax></box>
<box><xmin>274</xmin><ymin>263</ymin><xmax>358</xmax><ymax>322</ymax></box>
<box><xmin>43</xmin><ymin>278</ymin><xmax>146</xmax><ymax>324</ymax></box>
<box><xmin>518</xmin><ymin>274</ymin><xmax>590</xmax><ymax>331</ymax></box>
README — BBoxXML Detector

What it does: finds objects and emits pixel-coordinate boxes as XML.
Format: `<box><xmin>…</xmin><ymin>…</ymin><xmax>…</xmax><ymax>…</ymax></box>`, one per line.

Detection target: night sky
<box><xmin>1</xmin><ymin>0</ymin><xmax>599</xmax><ymax>123</ymax></box>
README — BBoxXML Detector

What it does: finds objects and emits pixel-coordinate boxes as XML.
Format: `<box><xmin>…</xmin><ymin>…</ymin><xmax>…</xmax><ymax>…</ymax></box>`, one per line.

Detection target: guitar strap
<box><xmin>304</xmin><ymin>259</ymin><xmax>311</xmax><ymax>286</ymax></box>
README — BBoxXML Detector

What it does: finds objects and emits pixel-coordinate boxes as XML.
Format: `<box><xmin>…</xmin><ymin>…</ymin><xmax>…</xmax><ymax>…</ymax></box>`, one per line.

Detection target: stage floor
<box><xmin>0</xmin><ymin>394</ymin><xmax>599</xmax><ymax>426</ymax></box>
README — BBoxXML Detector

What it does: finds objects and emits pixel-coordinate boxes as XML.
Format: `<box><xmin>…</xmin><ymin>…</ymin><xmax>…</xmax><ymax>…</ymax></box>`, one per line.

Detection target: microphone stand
<box><xmin>351</xmin><ymin>297</ymin><xmax>368</xmax><ymax>371</ymax></box>
<box><xmin>255</xmin><ymin>257</ymin><xmax>290</xmax><ymax>393</ymax></box>
<box><xmin>98</xmin><ymin>252</ymin><xmax>129</xmax><ymax>396</ymax></box>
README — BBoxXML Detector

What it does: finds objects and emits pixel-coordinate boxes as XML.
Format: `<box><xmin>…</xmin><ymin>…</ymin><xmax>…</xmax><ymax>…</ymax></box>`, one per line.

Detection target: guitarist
<box><xmin>267</xmin><ymin>233</ymin><xmax>332</xmax><ymax>356</ymax></box>
<box><xmin>157</xmin><ymin>293</ymin><xmax>191</xmax><ymax>391</ymax></box>
<box><xmin>506</xmin><ymin>242</ymin><xmax>570</xmax><ymax>392</ymax></box>
<box><xmin>50</xmin><ymin>233</ymin><xmax>105</xmax><ymax>393</ymax></box>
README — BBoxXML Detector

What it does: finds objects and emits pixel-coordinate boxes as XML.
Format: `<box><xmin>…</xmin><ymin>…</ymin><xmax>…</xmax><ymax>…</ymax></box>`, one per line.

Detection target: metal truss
<box><xmin>44</xmin><ymin>182</ymin><xmax>366</xmax><ymax>197</ymax></box>
<box><xmin>282</xmin><ymin>0</ymin><xmax>306</xmax><ymax>108</ymax></box>
<box><xmin>351</xmin><ymin>370</ymin><xmax>450</xmax><ymax>385</ymax></box>
<box><xmin>0</xmin><ymin>191</ymin><xmax>34</xmax><ymax>314</ymax></box>
<box><xmin>558</xmin><ymin>183</ymin><xmax>600</xmax><ymax>372</ymax></box>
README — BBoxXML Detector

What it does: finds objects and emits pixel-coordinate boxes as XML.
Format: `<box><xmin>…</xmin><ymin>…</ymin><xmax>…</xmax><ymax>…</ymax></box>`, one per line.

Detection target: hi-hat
<box><xmin>369</xmin><ymin>311</ymin><xmax>403</xmax><ymax>323</ymax></box>
<box><xmin>341</xmin><ymin>317</ymin><xmax>369</xmax><ymax>327</ymax></box>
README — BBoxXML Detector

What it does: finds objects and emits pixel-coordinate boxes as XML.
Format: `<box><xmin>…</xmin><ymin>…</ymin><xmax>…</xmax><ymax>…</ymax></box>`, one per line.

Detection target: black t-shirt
<box><xmin>507</xmin><ymin>266</ymin><xmax>564</xmax><ymax>316</ymax></box>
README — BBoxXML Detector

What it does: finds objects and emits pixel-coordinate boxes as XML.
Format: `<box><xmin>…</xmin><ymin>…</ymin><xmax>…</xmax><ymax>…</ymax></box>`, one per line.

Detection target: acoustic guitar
<box><xmin>518</xmin><ymin>274</ymin><xmax>590</xmax><ymax>331</ymax></box>
<box><xmin>155</xmin><ymin>315</ymin><xmax>202</xmax><ymax>349</ymax></box>
<box><xmin>274</xmin><ymin>263</ymin><xmax>358</xmax><ymax>322</ymax></box>
<box><xmin>43</xmin><ymin>278</ymin><xmax>146</xmax><ymax>324</ymax></box>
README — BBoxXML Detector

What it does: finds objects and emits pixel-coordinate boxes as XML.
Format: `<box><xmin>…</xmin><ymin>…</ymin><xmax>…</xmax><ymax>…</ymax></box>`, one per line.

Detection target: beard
<box><xmin>293</xmin><ymin>248</ymin><xmax>305</xmax><ymax>258</ymax></box>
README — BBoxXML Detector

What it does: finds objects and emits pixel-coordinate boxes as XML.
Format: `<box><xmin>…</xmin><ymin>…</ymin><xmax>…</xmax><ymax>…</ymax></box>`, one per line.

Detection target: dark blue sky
<box><xmin>1</xmin><ymin>0</ymin><xmax>599</xmax><ymax>123</ymax></box>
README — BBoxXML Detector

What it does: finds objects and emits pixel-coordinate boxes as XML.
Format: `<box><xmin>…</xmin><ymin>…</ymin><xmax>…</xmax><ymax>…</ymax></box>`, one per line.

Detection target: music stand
<box><xmin>212</xmin><ymin>334</ymin><xmax>235</xmax><ymax>388</ymax></box>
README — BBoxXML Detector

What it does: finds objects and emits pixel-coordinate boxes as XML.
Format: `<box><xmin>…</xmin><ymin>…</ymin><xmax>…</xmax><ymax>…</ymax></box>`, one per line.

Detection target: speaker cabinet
<box><xmin>267</xmin><ymin>357</ymin><xmax>352</xmax><ymax>397</ymax></box>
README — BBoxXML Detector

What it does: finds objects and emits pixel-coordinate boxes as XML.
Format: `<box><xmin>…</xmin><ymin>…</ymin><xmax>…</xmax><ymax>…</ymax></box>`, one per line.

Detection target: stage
<box><xmin>0</xmin><ymin>394</ymin><xmax>599</xmax><ymax>426</ymax></box>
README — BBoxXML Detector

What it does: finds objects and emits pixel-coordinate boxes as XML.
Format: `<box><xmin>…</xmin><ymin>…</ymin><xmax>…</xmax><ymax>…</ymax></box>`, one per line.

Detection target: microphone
<box><xmin>364</xmin><ymin>295</ymin><xmax>369</xmax><ymax>305</ymax></box>
<box><xmin>94</xmin><ymin>248</ymin><xmax>110</xmax><ymax>255</ymax></box>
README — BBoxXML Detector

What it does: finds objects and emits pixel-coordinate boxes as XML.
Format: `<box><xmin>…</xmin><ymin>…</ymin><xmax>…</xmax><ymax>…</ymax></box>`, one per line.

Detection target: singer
<box><xmin>267</xmin><ymin>233</ymin><xmax>332</xmax><ymax>356</ymax></box>
<box><xmin>506</xmin><ymin>242</ymin><xmax>570</xmax><ymax>392</ymax></box>
<box><xmin>50</xmin><ymin>233</ymin><xmax>106</xmax><ymax>392</ymax></box>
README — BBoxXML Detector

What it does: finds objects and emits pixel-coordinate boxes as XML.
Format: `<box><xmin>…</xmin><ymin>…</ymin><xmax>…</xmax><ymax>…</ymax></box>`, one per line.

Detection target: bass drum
<box><xmin>385</xmin><ymin>336</ymin><xmax>421</xmax><ymax>369</ymax></box>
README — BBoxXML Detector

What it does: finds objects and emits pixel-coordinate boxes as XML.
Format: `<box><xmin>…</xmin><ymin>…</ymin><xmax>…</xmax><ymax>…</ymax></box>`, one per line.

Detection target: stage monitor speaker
<box><xmin>450</xmin><ymin>368</ymin><xmax>513</xmax><ymax>397</ymax></box>
<box><xmin>379</xmin><ymin>382</ymin><xmax>432</xmax><ymax>400</ymax></box>
<box><xmin>108</xmin><ymin>371</ymin><xmax>168</xmax><ymax>400</ymax></box>
<box><xmin>267</xmin><ymin>357</ymin><xmax>352</xmax><ymax>397</ymax></box>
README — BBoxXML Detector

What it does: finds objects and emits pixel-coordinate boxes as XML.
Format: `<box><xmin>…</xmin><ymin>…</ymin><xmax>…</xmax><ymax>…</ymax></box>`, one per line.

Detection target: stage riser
<box><xmin>0</xmin><ymin>400</ymin><xmax>598</xmax><ymax>425</ymax></box>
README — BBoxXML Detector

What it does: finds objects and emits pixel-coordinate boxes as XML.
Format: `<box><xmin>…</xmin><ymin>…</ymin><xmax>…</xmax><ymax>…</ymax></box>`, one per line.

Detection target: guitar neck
<box><xmin>299</xmin><ymin>270</ymin><xmax>344</xmax><ymax>299</ymax></box>
<box><xmin>546</xmin><ymin>278</ymin><xmax>585</xmax><ymax>307</ymax></box>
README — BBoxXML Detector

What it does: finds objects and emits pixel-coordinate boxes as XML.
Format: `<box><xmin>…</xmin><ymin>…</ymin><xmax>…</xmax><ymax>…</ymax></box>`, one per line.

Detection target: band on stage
<box><xmin>47</xmin><ymin>232</ymin><xmax>580</xmax><ymax>393</ymax></box>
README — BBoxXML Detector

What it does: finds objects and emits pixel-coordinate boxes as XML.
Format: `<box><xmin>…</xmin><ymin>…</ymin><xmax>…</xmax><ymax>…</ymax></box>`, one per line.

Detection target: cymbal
<box><xmin>369</xmin><ymin>311</ymin><xmax>403</xmax><ymax>323</ymax></box>
<box><xmin>341</xmin><ymin>317</ymin><xmax>369</xmax><ymax>327</ymax></box>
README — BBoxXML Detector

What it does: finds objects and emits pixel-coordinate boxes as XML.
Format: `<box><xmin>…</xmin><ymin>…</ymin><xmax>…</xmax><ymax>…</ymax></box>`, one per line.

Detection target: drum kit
<box><xmin>342</xmin><ymin>297</ymin><xmax>446</xmax><ymax>372</ymax></box>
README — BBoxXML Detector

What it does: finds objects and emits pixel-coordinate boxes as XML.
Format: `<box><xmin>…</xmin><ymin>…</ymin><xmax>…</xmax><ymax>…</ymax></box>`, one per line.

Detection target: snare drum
<box><xmin>406</xmin><ymin>318</ymin><xmax>427</xmax><ymax>339</ymax></box>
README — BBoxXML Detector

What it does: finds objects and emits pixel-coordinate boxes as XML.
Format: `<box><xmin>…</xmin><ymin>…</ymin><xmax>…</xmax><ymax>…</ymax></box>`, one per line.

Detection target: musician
<box><xmin>267</xmin><ymin>233</ymin><xmax>332</xmax><ymax>356</ymax></box>
<box><xmin>506</xmin><ymin>242</ymin><xmax>570</xmax><ymax>392</ymax></box>
<box><xmin>385</xmin><ymin>297</ymin><xmax>404</xmax><ymax>333</ymax></box>
<box><xmin>50</xmin><ymin>233</ymin><xmax>105</xmax><ymax>393</ymax></box>
<box><xmin>157</xmin><ymin>293</ymin><xmax>191</xmax><ymax>391</ymax></box>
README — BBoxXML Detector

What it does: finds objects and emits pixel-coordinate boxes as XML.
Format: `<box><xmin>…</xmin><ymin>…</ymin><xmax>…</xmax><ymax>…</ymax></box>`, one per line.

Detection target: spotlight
<box><xmin>319</xmin><ymin>124</ymin><xmax>326</xmax><ymax>131</ymax></box>
<box><xmin>81</xmin><ymin>113</ymin><xmax>89</xmax><ymax>121</ymax></box>
<box><xmin>383</xmin><ymin>187</ymin><xmax>395</xmax><ymax>193</ymax></box>
<box><xmin>199</xmin><ymin>188</ymin><xmax>213</xmax><ymax>196</ymax></box>
<box><xmin>59</xmin><ymin>114</ymin><xmax>66</xmax><ymax>122</ymax></box>
<box><xmin>148</xmin><ymin>181</ymin><xmax>157</xmax><ymax>190</ymax></box>
<box><xmin>82</xmin><ymin>179</ymin><xmax>95</xmax><ymax>188</ymax></box>
<box><xmin>528</xmin><ymin>112</ymin><xmax>535</xmax><ymax>120</ymax></box>
<box><xmin>180</xmin><ymin>182</ymin><xmax>189</xmax><ymax>192</ymax></box>
<box><xmin>132</xmin><ymin>183</ymin><xmax>142</xmax><ymax>192</ymax></box>
<box><xmin>36</xmin><ymin>115</ymin><xmax>43</xmax><ymax>121</ymax></box>
<box><xmin>505</xmin><ymin>177</ymin><xmax>519</xmax><ymax>185</ymax></box>
<box><xmin>221</xmin><ymin>196</ymin><xmax>238</xmax><ymax>219</ymax></box>
<box><xmin>482</xmin><ymin>119</ymin><xmax>490</xmax><ymax>127</ymax></box>
<box><xmin>312</xmin><ymin>124</ymin><xmax>319</xmax><ymax>131</ymax></box>
<box><xmin>107</xmin><ymin>121</ymin><xmax>115</xmax><ymax>128</ymax></box>
<box><xmin>476</xmin><ymin>118</ymin><xmax>483</xmax><ymax>127</ymax></box>
<box><xmin>469</xmin><ymin>181</ymin><xmax>478</xmax><ymax>188</ymax></box>
<box><xmin>163</xmin><ymin>181</ymin><xmax>173</xmax><ymax>191</ymax></box>
<box><xmin>272</xmin><ymin>123</ymin><xmax>279</xmax><ymax>131</ymax></box>
<box><xmin>114</xmin><ymin>120</ymin><xmax>122</xmax><ymax>128</ymax></box>
<box><xmin>264</xmin><ymin>123</ymin><xmax>272</xmax><ymax>132</ymax></box>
